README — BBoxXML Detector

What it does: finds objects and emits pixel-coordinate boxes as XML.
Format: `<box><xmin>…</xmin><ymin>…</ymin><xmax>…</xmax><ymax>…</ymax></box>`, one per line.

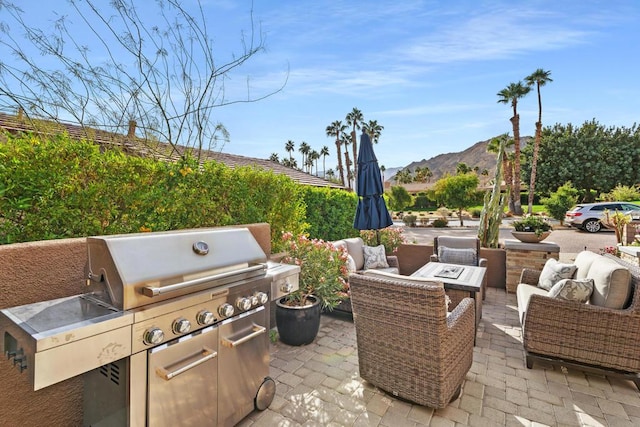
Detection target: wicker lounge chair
<box><xmin>431</xmin><ymin>235</ymin><xmax>488</xmax><ymax>301</ymax></box>
<box><xmin>517</xmin><ymin>253</ymin><xmax>640</xmax><ymax>389</ymax></box>
<box><xmin>348</xmin><ymin>273</ymin><xmax>475</xmax><ymax>408</ymax></box>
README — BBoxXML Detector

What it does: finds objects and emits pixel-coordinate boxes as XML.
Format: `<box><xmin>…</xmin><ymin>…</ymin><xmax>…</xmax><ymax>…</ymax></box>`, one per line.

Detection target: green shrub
<box><xmin>541</xmin><ymin>182</ymin><xmax>579</xmax><ymax>223</ymax></box>
<box><xmin>600</xmin><ymin>185</ymin><xmax>640</xmax><ymax>202</ymax></box>
<box><xmin>436</xmin><ymin>207</ymin><xmax>449</xmax><ymax>218</ymax></box>
<box><xmin>432</xmin><ymin>218</ymin><xmax>448</xmax><ymax>227</ymax></box>
<box><xmin>403</xmin><ymin>214</ymin><xmax>417</xmax><ymax>227</ymax></box>
<box><xmin>300</xmin><ymin>186</ymin><xmax>358</xmax><ymax>242</ymax></box>
<box><xmin>0</xmin><ymin>132</ymin><xmax>308</xmax><ymax>250</ymax></box>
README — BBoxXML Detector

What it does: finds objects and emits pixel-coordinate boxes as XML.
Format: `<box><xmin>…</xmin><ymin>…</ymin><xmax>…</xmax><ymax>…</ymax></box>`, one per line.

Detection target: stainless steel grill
<box><xmin>1</xmin><ymin>227</ymin><xmax>299</xmax><ymax>427</ymax></box>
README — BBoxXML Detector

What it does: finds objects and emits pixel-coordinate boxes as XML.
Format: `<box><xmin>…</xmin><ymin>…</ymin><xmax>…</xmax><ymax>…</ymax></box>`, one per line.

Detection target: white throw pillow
<box><xmin>438</xmin><ymin>246</ymin><xmax>477</xmax><ymax>266</ymax></box>
<box><xmin>363</xmin><ymin>244</ymin><xmax>389</xmax><ymax>269</ymax></box>
<box><xmin>538</xmin><ymin>258</ymin><xmax>577</xmax><ymax>290</ymax></box>
<box><xmin>548</xmin><ymin>278</ymin><xmax>594</xmax><ymax>303</ymax></box>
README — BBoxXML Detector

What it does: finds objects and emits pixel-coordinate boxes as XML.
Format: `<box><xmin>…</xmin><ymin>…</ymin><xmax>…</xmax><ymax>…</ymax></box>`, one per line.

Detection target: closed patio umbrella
<box><xmin>353</xmin><ymin>131</ymin><xmax>392</xmax><ymax>236</ymax></box>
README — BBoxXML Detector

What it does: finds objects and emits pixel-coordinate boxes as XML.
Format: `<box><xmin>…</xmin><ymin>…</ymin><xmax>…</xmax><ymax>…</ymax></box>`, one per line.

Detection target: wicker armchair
<box><xmin>431</xmin><ymin>236</ymin><xmax>488</xmax><ymax>301</ymax></box>
<box><xmin>519</xmin><ymin>254</ymin><xmax>640</xmax><ymax>389</ymax></box>
<box><xmin>348</xmin><ymin>273</ymin><xmax>475</xmax><ymax>408</ymax></box>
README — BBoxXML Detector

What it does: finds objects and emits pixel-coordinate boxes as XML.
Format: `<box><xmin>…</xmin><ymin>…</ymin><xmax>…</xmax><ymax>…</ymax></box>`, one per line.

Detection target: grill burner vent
<box><xmin>99</xmin><ymin>362</ymin><xmax>121</xmax><ymax>386</ymax></box>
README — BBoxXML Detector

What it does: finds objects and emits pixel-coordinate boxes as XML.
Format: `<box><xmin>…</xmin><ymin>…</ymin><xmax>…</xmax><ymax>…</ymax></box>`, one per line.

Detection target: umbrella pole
<box><xmin>376</xmin><ymin>229</ymin><xmax>381</xmax><ymax>246</ymax></box>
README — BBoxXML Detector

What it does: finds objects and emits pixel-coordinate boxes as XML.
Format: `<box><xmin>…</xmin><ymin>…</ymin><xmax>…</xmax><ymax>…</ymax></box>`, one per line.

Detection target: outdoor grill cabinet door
<box><xmin>147</xmin><ymin>326</ymin><xmax>219</xmax><ymax>427</ymax></box>
<box><xmin>218</xmin><ymin>307</ymin><xmax>270</xmax><ymax>427</ymax></box>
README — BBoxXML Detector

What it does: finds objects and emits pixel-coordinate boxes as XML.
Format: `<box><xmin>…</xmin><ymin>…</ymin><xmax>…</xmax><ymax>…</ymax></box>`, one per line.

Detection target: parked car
<box><xmin>565</xmin><ymin>202</ymin><xmax>640</xmax><ymax>233</ymax></box>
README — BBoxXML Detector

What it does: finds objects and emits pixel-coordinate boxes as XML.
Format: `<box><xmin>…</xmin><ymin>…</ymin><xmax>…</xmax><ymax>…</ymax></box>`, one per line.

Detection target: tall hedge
<box><xmin>0</xmin><ymin>133</ymin><xmax>306</xmax><ymax>251</ymax></box>
<box><xmin>301</xmin><ymin>186</ymin><xmax>359</xmax><ymax>241</ymax></box>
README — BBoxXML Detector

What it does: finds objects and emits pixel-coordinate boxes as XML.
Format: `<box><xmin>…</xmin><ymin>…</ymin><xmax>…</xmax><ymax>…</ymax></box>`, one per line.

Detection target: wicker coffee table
<box><xmin>411</xmin><ymin>262</ymin><xmax>486</xmax><ymax>334</ymax></box>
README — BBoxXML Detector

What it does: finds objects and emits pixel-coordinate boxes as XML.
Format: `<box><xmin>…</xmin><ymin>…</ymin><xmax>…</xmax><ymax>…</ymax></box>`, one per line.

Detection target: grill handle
<box><xmin>221</xmin><ymin>325</ymin><xmax>266</xmax><ymax>348</ymax></box>
<box><xmin>156</xmin><ymin>346</ymin><xmax>218</xmax><ymax>381</ymax></box>
<box><xmin>142</xmin><ymin>264</ymin><xmax>265</xmax><ymax>297</ymax></box>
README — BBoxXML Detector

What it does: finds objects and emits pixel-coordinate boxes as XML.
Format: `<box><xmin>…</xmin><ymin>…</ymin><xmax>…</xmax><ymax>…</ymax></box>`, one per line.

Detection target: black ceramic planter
<box><xmin>275</xmin><ymin>295</ymin><xmax>321</xmax><ymax>346</ymax></box>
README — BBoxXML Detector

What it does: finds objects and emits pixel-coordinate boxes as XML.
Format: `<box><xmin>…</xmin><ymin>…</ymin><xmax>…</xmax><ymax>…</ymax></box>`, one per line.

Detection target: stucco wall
<box><xmin>0</xmin><ymin>237</ymin><xmax>87</xmax><ymax>427</ymax></box>
<box><xmin>0</xmin><ymin>223</ymin><xmax>271</xmax><ymax>427</ymax></box>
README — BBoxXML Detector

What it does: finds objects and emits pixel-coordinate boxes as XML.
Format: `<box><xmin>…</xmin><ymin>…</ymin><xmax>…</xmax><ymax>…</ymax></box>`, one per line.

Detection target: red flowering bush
<box><xmin>281</xmin><ymin>232</ymin><xmax>349</xmax><ymax>310</ymax></box>
<box><xmin>360</xmin><ymin>227</ymin><xmax>406</xmax><ymax>254</ymax></box>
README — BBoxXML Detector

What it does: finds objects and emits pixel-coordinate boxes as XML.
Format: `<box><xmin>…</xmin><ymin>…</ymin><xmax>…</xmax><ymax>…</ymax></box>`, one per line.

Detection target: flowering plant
<box><xmin>281</xmin><ymin>232</ymin><xmax>349</xmax><ymax>310</ymax></box>
<box><xmin>360</xmin><ymin>227</ymin><xmax>407</xmax><ymax>254</ymax></box>
<box><xmin>600</xmin><ymin>245</ymin><xmax>620</xmax><ymax>257</ymax></box>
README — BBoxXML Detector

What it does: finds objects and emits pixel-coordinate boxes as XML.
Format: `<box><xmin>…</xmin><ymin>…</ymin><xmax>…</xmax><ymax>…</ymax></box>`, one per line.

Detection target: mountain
<box><xmin>387</xmin><ymin>136</ymin><xmax>532</xmax><ymax>184</ymax></box>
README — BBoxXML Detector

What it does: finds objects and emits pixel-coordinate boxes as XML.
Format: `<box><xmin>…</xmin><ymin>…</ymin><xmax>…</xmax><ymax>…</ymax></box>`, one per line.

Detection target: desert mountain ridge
<box><xmin>385</xmin><ymin>135</ymin><xmax>532</xmax><ymax>183</ymax></box>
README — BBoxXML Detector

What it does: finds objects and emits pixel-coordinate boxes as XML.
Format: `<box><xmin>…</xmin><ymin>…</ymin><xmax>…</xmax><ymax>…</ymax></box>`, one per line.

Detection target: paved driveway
<box><xmin>397</xmin><ymin>221</ymin><xmax>617</xmax><ymax>256</ymax></box>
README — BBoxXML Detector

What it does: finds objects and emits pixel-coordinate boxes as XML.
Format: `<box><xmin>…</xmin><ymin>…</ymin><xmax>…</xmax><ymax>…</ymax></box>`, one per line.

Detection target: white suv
<box><xmin>565</xmin><ymin>202</ymin><xmax>640</xmax><ymax>233</ymax></box>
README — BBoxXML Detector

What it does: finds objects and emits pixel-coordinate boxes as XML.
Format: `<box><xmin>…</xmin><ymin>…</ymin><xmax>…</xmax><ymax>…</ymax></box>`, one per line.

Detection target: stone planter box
<box><xmin>504</xmin><ymin>239</ymin><xmax>560</xmax><ymax>293</ymax></box>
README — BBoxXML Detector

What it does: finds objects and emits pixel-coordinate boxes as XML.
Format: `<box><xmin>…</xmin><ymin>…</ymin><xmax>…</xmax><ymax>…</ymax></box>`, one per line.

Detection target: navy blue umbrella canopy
<box><xmin>353</xmin><ymin>131</ymin><xmax>393</xmax><ymax>231</ymax></box>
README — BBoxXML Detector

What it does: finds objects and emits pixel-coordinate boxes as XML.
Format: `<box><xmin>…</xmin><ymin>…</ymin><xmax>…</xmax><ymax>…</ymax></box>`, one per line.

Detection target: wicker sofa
<box><xmin>331</xmin><ymin>237</ymin><xmax>399</xmax><ymax>315</ymax></box>
<box><xmin>348</xmin><ymin>272</ymin><xmax>475</xmax><ymax>408</ymax></box>
<box><xmin>516</xmin><ymin>251</ymin><xmax>640</xmax><ymax>388</ymax></box>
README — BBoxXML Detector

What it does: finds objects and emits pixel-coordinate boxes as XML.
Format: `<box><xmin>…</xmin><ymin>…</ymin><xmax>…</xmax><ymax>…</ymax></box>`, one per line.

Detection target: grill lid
<box><xmin>86</xmin><ymin>227</ymin><xmax>267</xmax><ymax>310</ymax></box>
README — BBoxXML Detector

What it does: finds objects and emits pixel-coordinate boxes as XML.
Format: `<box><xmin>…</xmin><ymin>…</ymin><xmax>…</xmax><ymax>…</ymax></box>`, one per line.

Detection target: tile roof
<box><xmin>0</xmin><ymin>112</ymin><xmax>344</xmax><ymax>189</ymax></box>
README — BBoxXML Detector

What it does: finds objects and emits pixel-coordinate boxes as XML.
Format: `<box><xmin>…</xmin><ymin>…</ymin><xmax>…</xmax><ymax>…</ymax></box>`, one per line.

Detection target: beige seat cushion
<box><xmin>588</xmin><ymin>257</ymin><xmax>631</xmax><ymax>308</ymax></box>
<box><xmin>344</xmin><ymin>237</ymin><xmax>365</xmax><ymax>270</ymax></box>
<box><xmin>333</xmin><ymin>240</ymin><xmax>347</xmax><ymax>251</ymax></box>
<box><xmin>573</xmin><ymin>250</ymin><xmax>601</xmax><ymax>279</ymax></box>
<box><xmin>516</xmin><ymin>283</ymin><xmax>548</xmax><ymax>324</ymax></box>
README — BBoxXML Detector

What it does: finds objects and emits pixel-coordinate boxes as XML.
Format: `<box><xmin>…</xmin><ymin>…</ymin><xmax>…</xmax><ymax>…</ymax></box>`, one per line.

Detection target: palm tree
<box><xmin>414</xmin><ymin>166</ymin><xmax>432</xmax><ymax>183</ymax></box>
<box><xmin>269</xmin><ymin>153</ymin><xmax>279</xmax><ymax>162</ymax></box>
<box><xmin>326</xmin><ymin>168</ymin><xmax>336</xmax><ymax>182</ymax></box>
<box><xmin>525</xmin><ymin>69</ymin><xmax>553</xmax><ymax>214</ymax></box>
<box><xmin>325</xmin><ymin>120</ymin><xmax>347</xmax><ymax>186</ymax></box>
<box><xmin>285</xmin><ymin>140</ymin><xmax>295</xmax><ymax>162</ymax></box>
<box><xmin>497</xmin><ymin>81</ymin><xmax>531</xmax><ymax>215</ymax></box>
<box><xmin>282</xmin><ymin>158</ymin><xmax>298</xmax><ymax>169</ymax></box>
<box><xmin>363</xmin><ymin>119</ymin><xmax>384</xmax><ymax>143</ymax></box>
<box><xmin>305</xmin><ymin>156</ymin><xmax>314</xmax><ymax>174</ymax></box>
<box><xmin>320</xmin><ymin>145</ymin><xmax>330</xmax><ymax>178</ymax></box>
<box><xmin>299</xmin><ymin>141</ymin><xmax>311</xmax><ymax>171</ymax></box>
<box><xmin>309</xmin><ymin>150</ymin><xmax>320</xmax><ymax>176</ymax></box>
<box><xmin>346</xmin><ymin>107</ymin><xmax>363</xmax><ymax>178</ymax></box>
<box><xmin>380</xmin><ymin>164</ymin><xmax>386</xmax><ymax>182</ymax></box>
<box><xmin>341</xmin><ymin>134</ymin><xmax>352</xmax><ymax>189</ymax></box>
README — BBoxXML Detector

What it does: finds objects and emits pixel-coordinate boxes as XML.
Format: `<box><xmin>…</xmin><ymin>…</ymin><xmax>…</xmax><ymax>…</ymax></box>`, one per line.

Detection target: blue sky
<box><xmin>5</xmin><ymin>1</ymin><xmax>640</xmax><ymax>170</ymax></box>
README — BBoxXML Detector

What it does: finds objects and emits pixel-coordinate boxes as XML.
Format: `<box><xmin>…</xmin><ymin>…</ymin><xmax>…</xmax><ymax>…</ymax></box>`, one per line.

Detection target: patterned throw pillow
<box><xmin>548</xmin><ymin>278</ymin><xmax>594</xmax><ymax>303</ymax></box>
<box><xmin>363</xmin><ymin>245</ymin><xmax>389</xmax><ymax>269</ymax></box>
<box><xmin>538</xmin><ymin>258</ymin><xmax>577</xmax><ymax>290</ymax></box>
<box><xmin>438</xmin><ymin>246</ymin><xmax>477</xmax><ymax>266</ymax></box>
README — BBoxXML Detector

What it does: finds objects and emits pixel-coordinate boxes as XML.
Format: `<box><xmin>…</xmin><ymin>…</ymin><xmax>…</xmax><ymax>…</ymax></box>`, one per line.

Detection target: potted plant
<box><xmin>276</xmin><ymin>232</ymin><xmax>349</xmax><ymax>345</ymax></box>
<box><xmin>511</xmin><ymin>215</ymin><xmax>553</xmax><ymax>243</ymax></box>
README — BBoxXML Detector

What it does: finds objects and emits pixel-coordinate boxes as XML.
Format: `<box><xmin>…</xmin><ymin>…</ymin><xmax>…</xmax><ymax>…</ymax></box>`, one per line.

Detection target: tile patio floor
<box><xmin>240</xmin><ymin>288</ymin><xmax>640</xmax><ymax>427</ymax></box>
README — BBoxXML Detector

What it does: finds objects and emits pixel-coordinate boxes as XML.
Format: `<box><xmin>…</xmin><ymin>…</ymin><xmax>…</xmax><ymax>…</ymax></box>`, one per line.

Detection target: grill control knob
<box><xmin>172</xmin><ymin>317</ymin><xmax>191</xmax><ymax>335</ymax></box>
<box><xmin>254</xmin><ymin>291</ymin><xmax>269</xmax><ymax>305</ymax></box>
<box><xmin>236</xmin><ymin>297</ymin><xmax>252</xmax><ymax>311</ymax></box>
<box><xmin>280</xmin><ymin>281</ymin><xmax>293</xmax><ymax>293</ymax></box>
<box><xmin>196</xmin><ymin>310</ymin><xmax>215</xmax><ymax>325</ymax></box>
<box><xmin>143</xmin><ymin>327</ymin><xmax>165</xmax><ymax>346</ymax></box>
<box><xmin>218</xmin><ymin>303</ymin><xmax>234</xmax><ymax>318</ymax></box>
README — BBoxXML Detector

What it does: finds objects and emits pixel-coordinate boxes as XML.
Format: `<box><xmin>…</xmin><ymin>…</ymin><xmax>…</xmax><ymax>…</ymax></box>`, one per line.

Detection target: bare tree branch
<box><xmin>0</xmin><ymin>0</ymin><xmax>286</xmax><ymax>161</ymax></box>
